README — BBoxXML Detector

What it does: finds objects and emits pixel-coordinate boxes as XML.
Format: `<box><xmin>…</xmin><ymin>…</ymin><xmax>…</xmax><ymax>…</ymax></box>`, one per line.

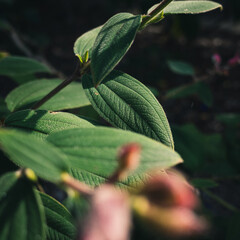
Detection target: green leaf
<box><xmin>39</xmin><ymin>192</ymin><xmax>76</xmax><ymax>240</ymax></box>
<box><xmin>47</xmin><ymin>127</ymin><xmax>182</xmax><ymax>187</ymax></box>
<box><xmin>91</xmin><ymin>13</ymin><xmax>141</xmax><ymax>85</ymax></box>
<box><xmin>0</xmin><ymin>172</ymin><xmax>18</xmax><ymax>200</ymax></box>
<box><xmin>82</xmin><ymin>71</ymin><xmax>174</xmax><ymax>148</ymax></box>
<box><xmin>148</xmin><ymin>1</ymin><xmax>222</xmax><ymax>15</ymax></box>
<box><xmin>0</xmin><ymin>129</ymin><xmax>69</xmax><ymax>182</ymax></box>
<box><xmin>165</xmin><ymin>81</ymin><xmax>213</xmax><ymax>107</ymax></box>
<box><xmin>0</xmin><ymin>97</ymin><xmax>9</xmax><ymax>119</ymax></box>
<box><xmin>74</xmin><ymin>26</ymin><xmax>102</xmax><ymax>60</ymax></box>
<box><xmin>172</xmin><ymin>124</ymin><xmax>236</xmax><ymax>176</ymax></box>
<box><xmin>5</xmin><ymin>79</ymin><xmax>90</xmax><ymax>112</ymax></box>
<box><xmin>217</xmin><ymin>113</ymin><xmax>240</xmax><ymax>127</ymax></box>
<box><xmin>167</xmin><ymin>60</ymin><xmax>195</xmax><ymax>76</ymax></box>
<box><xmin>0</xmin><ymin>56</ymin><xmax>51</xmax><ymax>84</ymax></box>
<box><xmin>5</xmin><ymin>110</ymin><xmax>94</xmax><ymax>139</ymax></box>
<box><xmin>0</xmin><ymin>173</ymin><xmax>45</xmax><ymax>240</ymax></box>
<box><xmin>0</xmin><ymin>150</ymin><xmax>18</xmax><ymax>175</ymax></box>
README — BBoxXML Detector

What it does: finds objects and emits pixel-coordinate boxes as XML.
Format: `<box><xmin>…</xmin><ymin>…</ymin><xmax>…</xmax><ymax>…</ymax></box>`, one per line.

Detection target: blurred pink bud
<box><xmin>118</xmin><ymin>143</ymin><xmax>141</xmax><ymax>171</ymax></box>
<box><xmin>212</xmin><ymin>53</ymin><xmax>222</xmax><ymax>72</ymax></box>
<box><xmin>228</xmin><ymin>53</ymin><xmax>240</xmax><ymax>66</ymax></box>
<box><xmin>107</xmin><ymin>143</ymin><xmax>141</xmax><ymax>183</ymax></box>
<box><xmin>140</xmin><ymin>171</ymin><xmax>198</xmax><ymax>209</ymax></box>
<box><xmin>132</xmin><ymin>171</ymin><xmax>206</xmax><ymax>237</ymax></box>
<box><xmin>145</xmin><ymin>206</ymin><xmax>207</xmax><ymax>236</ymax></box>
<box><xmin>212</xmin><ymin>53</ymin><xmax>222</xmax><ymax>66</ymax></box>
<box><xmin>80</xmin><ymin>185</ymin><xmax>131</xmax><ymax>240</ymax></box>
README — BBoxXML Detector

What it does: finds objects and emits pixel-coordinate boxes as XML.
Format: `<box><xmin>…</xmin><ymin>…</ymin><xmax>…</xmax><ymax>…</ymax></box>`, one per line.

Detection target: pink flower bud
<box><xmin>212</xmin><ymin>53</ymin><xmax>222</xmax><ymax>65</ymax></box>
<box><xmin>118</xmin><ymin>143</ymin><xmax>141</xmax><ymax>171</ymax></box>
<box><xmin>228</xmin><ymin>53</ymin><xmax>240</xmax><ymax>66</ymax></box>
<box><xmin>140</xmin><ymin>171</ymin><xmax>198</xmax><ymax>209</ymax></box>
<box><xmin>144</xmin><ymin>206</ymin><xmax>207</xmax><ymax>236</ymax></box>
<box><xmin>80</xmin><ymin>185</ymin><xmax>131</xmax><ymax>240</ymax></box>
<box><xmin>132</xmin><ymin>170</ymin><xmax>206</xmax><ymax>237</ymax></box>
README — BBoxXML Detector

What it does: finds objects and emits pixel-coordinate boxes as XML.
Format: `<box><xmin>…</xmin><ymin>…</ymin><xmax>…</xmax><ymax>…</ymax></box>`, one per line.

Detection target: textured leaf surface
<box><xmin>5</xmin><ymin>79</ymin><xmax>90</xmax><ymax>112</ymax></box>
<box><xmin>0</xmin><ymin>56</ymin><xmax>51</xmax><ymax>84</ymax></box>
<box><xmin>5</xmin><ymin>110</ymin><xmax>94</xmax><ymax>139</ymax></box>
<box><xmin>83</xmin><ymin>71</ymin><xmax>174</xmax><ymax>148</ymax></box>
<box><xmin>148</xmin><ymin>1</ymin><xmax>222</xmax><ymax>15</ymax></box>
<box><xmin>0</xmin><ymin>129</ymin><xmax>69</xmax><ymax>182</ymax></box>
<box><xmin>91</xmin><ymin>13</ymin><xmax>141</xmax><ymax>85</ymax></box>
<box><xmin>39</xmin><ymin>192</ymin><xmax>76</xmax><ymax>240</ymax></box>
<box><xmin>74</xmin><ymin>26</ymin><xmax>102</xmax><ymax>59</ymax></box>
<box><xmin>0</xmin><ymin>173</ymin><xmax>45</xmax><ymax>240</ymax></box>
<box><xmin>47</xmin><ymin>127</ymin><xmax>182</xmax><ymax>187</ymax></box>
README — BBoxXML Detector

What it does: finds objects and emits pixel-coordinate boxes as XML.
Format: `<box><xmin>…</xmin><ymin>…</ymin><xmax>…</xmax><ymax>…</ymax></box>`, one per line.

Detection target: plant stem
<box><xmin>140</xmin><ymin>0</ymin><xmax>173</xmax><ymax>29</ymax></box>
<box><xmin>149</xmin><ymin>0</ymin><xmax>173</xmax><ymax>16</ymax></box>
<box><xmin>31</xmin><ymin>62</ymin><xmax>79</xmax><ymax>110</ymax></box>
<box><xmin>62</xmin><ymin>173</ymin><xmax>93</xmax><ymax>197</ymax></box>
<box><xmin>31</xmin><ymin>61</ymin><xmax>90</xmax><ymax>110</ymax></box>
<box><xmin>203</xmin><ymin>189</ymin><xmax>240</xmax><ymax>212</ymax></box>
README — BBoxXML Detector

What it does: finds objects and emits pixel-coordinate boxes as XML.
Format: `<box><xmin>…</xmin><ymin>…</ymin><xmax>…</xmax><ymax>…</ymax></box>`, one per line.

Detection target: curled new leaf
<box><xmin>74</xmin><ymin>26</ymin><xmax>102</xmax><ymax>60</ymax></box>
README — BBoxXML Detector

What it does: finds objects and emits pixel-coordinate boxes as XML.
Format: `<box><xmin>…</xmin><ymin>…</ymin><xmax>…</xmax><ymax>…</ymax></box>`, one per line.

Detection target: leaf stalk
<box><xmin>140</xmin><ymin>0</ymin><xmax>173</xmax><ymax>29</ymax></box>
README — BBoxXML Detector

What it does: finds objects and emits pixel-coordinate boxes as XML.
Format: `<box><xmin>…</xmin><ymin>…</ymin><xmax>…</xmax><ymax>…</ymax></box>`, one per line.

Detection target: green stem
<box><xmin>140</xmin><ymin>0</ymin><xmax>173</xmax><ymax>29</ymax></box>
<box><xmin>203</xmin><ymin>189</ymin><xmax>240</xmax><ymax>212</ymax></box>
<box><xmin>61</xmin><ymin>173</ymin><xmax>93</xmax><ymax>197</ymax></box>
<box><xmin>31</xmin><ymin>61</ymin><xmax>90</xmax><ymax>110</ymax></box>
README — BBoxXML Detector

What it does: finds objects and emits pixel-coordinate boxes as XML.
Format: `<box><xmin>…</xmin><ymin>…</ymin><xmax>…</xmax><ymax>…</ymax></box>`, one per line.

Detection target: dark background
<box><xmin>0</xmin><ymin>0</ymin><xmax>240</xmax><ymax>239</ymax></box>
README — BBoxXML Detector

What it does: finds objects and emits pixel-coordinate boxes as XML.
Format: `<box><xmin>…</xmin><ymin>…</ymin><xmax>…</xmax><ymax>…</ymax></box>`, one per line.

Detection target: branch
<box><xmin>31</xmin><ymin>61</ymin><xmax>80</xmax><ymax>109</ymax></box>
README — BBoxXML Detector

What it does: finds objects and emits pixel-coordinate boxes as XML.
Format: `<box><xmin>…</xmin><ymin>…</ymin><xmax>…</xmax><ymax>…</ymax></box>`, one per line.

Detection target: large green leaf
<box><xmin>5</xmin><ymin>79</ymin><xmax>90</xmax><ymax>112</ymax></box>
<box><xmin>0</xmin><ymin>56</ymin><xmax>51</xmax><ymax>84</ymax></box>
<box><xmin>5</xmin><ymin>110</ymin><xmax>94</xmax><ymax>139</ymax></box>
<box><xmin>47</xmin><ymin>127</ymin><xmax>182</xmax><ymax>187</ymax></box>
<box><xmin>148</xmin><ymin>1</ymin><xmax>222</xmax><ymax>15</ymax></box>
<box><xmin>39</xmin><ymin>192</ymin><xmax>76</xmax><ymax>240</ymax></box>
<box><xmin>0</xmin><ymin>129</ymin><xmax>69</xmax><ymax>182</ymax></box>
<box><xmin>82</xmin><ymin>71</ymin><xmax>174</xmax><ymax>148</ymax></box>
<box><xmin>0</xmin><ymin>173</ymin><xmax>45</xmax><ymax>240</ymax></box>
<box><xmin>74</xmin><ymin>26</ymin><xmax>102</xmax><ymax>60</ymax></box>
<box><xmin>91</xmin><ymin>13</ymin><xmax>141</xmax><ymax>85</ymax></box>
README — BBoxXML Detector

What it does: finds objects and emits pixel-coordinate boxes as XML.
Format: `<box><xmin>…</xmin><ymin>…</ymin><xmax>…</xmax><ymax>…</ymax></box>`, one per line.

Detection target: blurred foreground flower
<box><xmin>79</xmin><ymin>185</ymin><xmax>131</xmax><ymax>240</ymax></box>
<box><xmin>108</xmin><ymin>143</ymin><xmax>141</xmax><ymax>183</ymax></box>
<box><xmin>132</xmin><ymin>171</ymin><xmax>207</xmax><ymax>237</ymax></box>
<box><xmin>78</xmin><ymin>144</ymin><xmax>206</xmax><ymax>239</ymax></box>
